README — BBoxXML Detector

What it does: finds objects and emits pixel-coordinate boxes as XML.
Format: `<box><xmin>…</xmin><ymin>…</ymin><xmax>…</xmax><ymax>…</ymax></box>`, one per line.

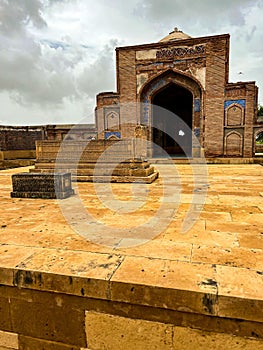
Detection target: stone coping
<box><xmin>0</xmin><ymin>164</ymin><xmax>263</xmax><ymax>328</ymax></box>
<box><xmin>0</xmin><ymin>245</ymin><xmax>262</xmax><ymax>324</ymax></box>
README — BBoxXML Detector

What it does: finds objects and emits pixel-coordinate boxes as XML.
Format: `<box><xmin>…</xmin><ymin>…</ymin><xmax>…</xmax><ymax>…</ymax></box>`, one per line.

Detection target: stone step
<box><xmin>31</xmin><ymin>166</ymin><xmax>155</xmax><ymax>178</ymax></box>
<box><xmin>150</xmin><ymin>157</ymin><xmax>263</xmax><ymax>164</ymax></box>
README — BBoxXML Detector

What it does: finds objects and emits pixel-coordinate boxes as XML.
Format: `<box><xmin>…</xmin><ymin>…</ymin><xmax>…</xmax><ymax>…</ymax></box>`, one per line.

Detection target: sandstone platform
<box><xmin>0</xmin><ymin>164</ymin><xmax>263</xmax><ymax>349</ymax></box>
<box><xmin>32</xmin><ymin>140</ymin><xmax>159</xmax><ymax>183</ymax></box>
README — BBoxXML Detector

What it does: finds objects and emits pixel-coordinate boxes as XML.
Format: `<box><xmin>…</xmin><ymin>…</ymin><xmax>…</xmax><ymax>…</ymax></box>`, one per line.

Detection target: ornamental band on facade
<box><xmin>156</xmin><ymin>44</ymin><xmax>206</xmax><ymax>59</ymax></box>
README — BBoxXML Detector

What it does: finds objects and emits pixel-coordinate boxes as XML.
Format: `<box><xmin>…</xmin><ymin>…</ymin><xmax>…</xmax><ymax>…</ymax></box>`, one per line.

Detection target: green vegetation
<box><xmin>258</xmin><ymin>104</ymin><xmax>263</xmax><ymax>117</ymax></box>
<box><xmin>256</xmin><ymin>132</ymin><xmax>263</xmax><ymax>144</ymax></box>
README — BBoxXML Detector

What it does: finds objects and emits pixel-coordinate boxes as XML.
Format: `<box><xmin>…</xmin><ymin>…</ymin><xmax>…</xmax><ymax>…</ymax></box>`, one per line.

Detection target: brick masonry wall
<box><xmin>117</xmin><ymin>49</ymin><xmax>138</xmax><ymax>138</ymax></box>
<box><xmin>204</xmin><ymin>37</ymin><xmax>229</xmax><ymax>157</ymax></box>
<box><xmin>96</xmin><ymin>94</ymin><xmax>120</xmax><ymax>138</ymax></box>
<box><xmin>0</xmin><ymin>128</ymin><xmax>43</xmax><ymax>151</ymax></box>
<box><xmin>244</xmin><ymin>83</ymin><xmax>257</xmax><ymax>157</ymax></box>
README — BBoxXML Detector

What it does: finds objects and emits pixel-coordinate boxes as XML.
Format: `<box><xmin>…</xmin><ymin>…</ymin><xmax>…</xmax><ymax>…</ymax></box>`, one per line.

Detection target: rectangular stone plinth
<box><xmin>33</xmin><ymin>140</ymin><xmax>159</xmax><ymax>183</ymax></box>
<box><xmin>33</xmin><ymin>160</ymin><xmax>158</xmax><ymax>183</ymax></box>
<box><xmin>10</xmin><ymin>172</ymin><xmax>74</xmax><ymax>199</ymax></box>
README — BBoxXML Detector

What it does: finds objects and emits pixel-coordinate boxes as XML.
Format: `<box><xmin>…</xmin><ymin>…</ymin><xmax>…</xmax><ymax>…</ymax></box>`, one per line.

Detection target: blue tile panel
<box><xmin>104</xmin><ymin>131</ymin><xmax>121</xmax><ymax>140</ymax></box>
<box><xmin>194</xmin><ymin>98</ymin><xmax>201</xmax><ymax>112</ymax></box>
<box><xmin>224</xmin><ymin>99</ymin><xmax>246</xmax><ymax>110</ymax></box>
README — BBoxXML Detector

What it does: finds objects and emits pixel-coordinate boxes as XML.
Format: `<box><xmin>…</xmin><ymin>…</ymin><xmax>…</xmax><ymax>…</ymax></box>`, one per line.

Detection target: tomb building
<box><xmin>96</xmin><ymin>28</ymin><xmax>261</xmax><ymax>158</ymax></box>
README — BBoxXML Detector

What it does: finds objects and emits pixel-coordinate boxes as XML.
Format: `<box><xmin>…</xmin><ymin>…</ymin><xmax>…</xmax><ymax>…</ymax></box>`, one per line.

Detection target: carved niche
<box><xmin>225</xmin><ymin>104</ymin><xmax>244</xmax><ymax>126</ymax></box>
<box><xmin>224</xmin><ymin>131</ymin><xmax>243</xmax><ymax>156</ymax></box>
<box><xmin>105</xmin><ymin>110</ymin><xmax>120</xmax><ymax>130</ymax></box>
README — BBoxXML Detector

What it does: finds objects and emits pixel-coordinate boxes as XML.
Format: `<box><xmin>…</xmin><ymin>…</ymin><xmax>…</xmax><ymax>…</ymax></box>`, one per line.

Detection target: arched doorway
<box><xmin>152</xmin><ymin>83</ymin><xmax>193</xmax><ymax>157</ymax></box>
<box><xmin>140</xmin><ymin>69</ymin><xmax>202</xmax><ymax>158</ymax></box>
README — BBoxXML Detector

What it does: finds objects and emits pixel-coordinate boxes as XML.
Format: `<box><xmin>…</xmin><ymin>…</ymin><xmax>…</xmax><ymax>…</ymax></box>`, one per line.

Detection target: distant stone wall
<box><xmin>45</xmin><ymin>124</ymin><xmax>97</xmax><ymax>141</ymax></box>
<box><xmin>0</xmin><ymin>124</ymin><xmax>98</xmax><ymax>151</ymax></box>
<box><xmin>0</xmin><ymin>126</ymin><xmax>43</xmax><ymax>151</ymax></box>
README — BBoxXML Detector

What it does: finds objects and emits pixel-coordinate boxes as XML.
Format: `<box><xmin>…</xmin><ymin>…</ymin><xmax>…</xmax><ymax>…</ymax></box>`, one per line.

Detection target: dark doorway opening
<box><xmin>152</xmin><ymin>83</ymin><xmax>193</xmax><ymax>157</ymax></box>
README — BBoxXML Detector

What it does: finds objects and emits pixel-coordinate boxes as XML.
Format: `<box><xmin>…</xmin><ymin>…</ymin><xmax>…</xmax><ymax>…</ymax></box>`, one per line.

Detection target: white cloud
<box><xmin>0</xmin><ymin>0</ymin><xmax>262</xmax><ymax>125</ymax></box>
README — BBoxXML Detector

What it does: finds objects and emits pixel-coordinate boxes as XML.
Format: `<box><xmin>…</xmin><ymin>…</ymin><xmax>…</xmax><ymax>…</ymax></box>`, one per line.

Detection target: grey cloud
<box><xmin>77</xmin><ymin>40</ymin><xmax>118</xmax><ymax>96</ymax></box>
<box><xmin>0</xmin><ymin>46</ymin><xmax>78</xmax><ymax>106</ymax></box>
<box><xmin>0</xmin><ymin>0</ymin><xmax>262</xmax><ymax>125</ymax></box>
<box><xmin>134</xmin><ymin>0</ymin><xmax>256</xmax><ymax>30</ymax></box>
<box><xmin>0</xmin><ymin>0</ymin><xmax>47</xmax><ymax>35</ymax></box>
<box><xmin>0</xmin><ymin>24</ymin><xmax>115</xmax><ymax>109</ymax></box>
<box><xmin>0</xmin><ymin>0</ymin><xmax>95</xmax><ymax>108</ymax></box>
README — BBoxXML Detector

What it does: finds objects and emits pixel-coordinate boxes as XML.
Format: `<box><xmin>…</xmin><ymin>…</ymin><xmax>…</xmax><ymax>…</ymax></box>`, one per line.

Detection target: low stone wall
<box><xmin>0</xmin><ymin>126</ymin><xmax>43</xmax><ymax>151</ymax></box>
<box><xmin>0</xmin><ymin>259</ymin><xmax>263</xmax><ymax>350</ymax></box>
<box><xmin>0</xmin><ymin>150</ymin><xmax>37</xmax><ymax>169</ymax></box>
<box><xmin>0</xmin><ymin>150</ymin><xmax>36</xmax><ymax>160</ymax></box>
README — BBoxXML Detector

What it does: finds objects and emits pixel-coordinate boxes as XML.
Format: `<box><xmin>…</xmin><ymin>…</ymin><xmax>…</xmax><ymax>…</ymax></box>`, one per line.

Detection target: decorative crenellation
<box><xmin>156</xmin><ymin>45</ymin><xmax>205</xmax><ymax>60</ymax></box>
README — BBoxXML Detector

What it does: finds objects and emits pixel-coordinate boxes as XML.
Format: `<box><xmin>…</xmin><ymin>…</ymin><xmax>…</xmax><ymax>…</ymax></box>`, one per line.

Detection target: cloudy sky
<box><xmin>0</xmin><ymin>0</ymin><xmax>262</xmax><ymax>125</ymax></box>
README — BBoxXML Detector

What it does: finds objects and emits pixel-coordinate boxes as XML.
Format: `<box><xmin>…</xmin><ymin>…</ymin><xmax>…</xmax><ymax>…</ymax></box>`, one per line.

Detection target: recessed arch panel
<box><xmin>224</xmin><ymin>131</ymin><xmax>243</xmax><ymax>156</ymax></box>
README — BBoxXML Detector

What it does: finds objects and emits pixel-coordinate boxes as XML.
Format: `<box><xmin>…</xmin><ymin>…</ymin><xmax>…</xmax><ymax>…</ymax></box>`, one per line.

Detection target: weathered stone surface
<box><xmin>85</xmin><ymin>312</ymin><xmax>263</xmax><ymax>350</ymax></box>
<box><xmin>10</xmin><ymin>172</ymin><xmax>74</xmax><ymax>199</ymax></box>
<box><xmin>85</xmin><ymin>311</ymin><xmax>173</xmax><ymax>350</ymax></box>
<box><xmin>172</xmin><ymin>326</ymin><xmax>263</xmax><ymax>350</ymax></box>
<box><xmin>13</xmin><ymin>249</ymin><xmax>123</xmax><ymax>299</ymax></box>
<box><xmin>0</xmin><ymin>164</ymin><xmax>262</xmax><ymax>348</ymax></box>
<box><xmin>18</xmin><ymin>336</ymin><xmax>80</xmax><ymax>350</ymax></box>
<box><xmin>110</xmin><ymin>256</ymin><xmax>218</xmax><ymax>315</ymax></box>
<box><xmin>0</xmin><ymin>330</ymin><xmax>18</xmax><ymax>349</ymax></box>
<box><xmin>10</xmin><ymin>298</ymin><xmax>86</xmax><ymax>347</ymax></box>
<box><xmin>33</xmin><ymin>140</ymin><xmax>158</xmax><ymax>183</ymax></box>
<box><xmin>0</xmin><ymin>297</ymin><xmax>12</xmax><ymax>331</ymax></box>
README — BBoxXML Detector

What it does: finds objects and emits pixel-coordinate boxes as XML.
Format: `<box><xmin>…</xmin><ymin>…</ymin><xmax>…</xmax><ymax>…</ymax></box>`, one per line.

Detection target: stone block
<box><xmin>0</xmin><ymin>330</ymin><xmax>18</xmax><ymax>349</ymax></box>
<box><xmin>18</xmin><ymin>336</ymin><xmax>80</xmax><ymax>350</ymax></box>
<box><xmin>13</xmin><ymin>249</ymin><xmax>123</xmax><ymax>299</ymax></box>
<box><xmin>110</xmin><ymin>256</ymin><xmax>218</xmax><ymax>316</ymax></box>
<box><xmin>85</xmin><ymin>311</ymin><xmax>173</xmax><ymax>350</ymax></box>
<box><xmin>10</xmin><ymin>172</ymin><xmax>74</xmax><ymax>199</ymax></box>
<box><xmin>0</xmin><ymin>296</ymin><xmax>12</xmax><ymax>331</ymax></box>
<box><xmin>10</xmin><ymin>298</ymin><xmax>86</xmax><ymax>347</ymax></box>
<box><xmin>172</xmin><ymin>326</ymin><xmax>263</xmax><ymax>350</ymax></box>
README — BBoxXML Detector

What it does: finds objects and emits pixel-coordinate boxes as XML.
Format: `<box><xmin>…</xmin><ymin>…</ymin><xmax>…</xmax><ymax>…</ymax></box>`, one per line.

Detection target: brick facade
<box><xmin>96</xmin><ymin>31</ymin><xmax>260</xmax><ymax>158</ymax></box>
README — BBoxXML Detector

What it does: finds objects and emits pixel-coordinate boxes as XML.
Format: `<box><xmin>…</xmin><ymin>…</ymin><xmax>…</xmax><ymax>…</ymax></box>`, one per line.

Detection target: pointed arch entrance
<box><xmin>140</xmin><ymin>70</ymin><xmax>203</xmax><ymax>158</ymax></box>
<box><xmin>152</xmin><ymin>83</ymin><xmax>193</xmax><ymax>156</ymax></box>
